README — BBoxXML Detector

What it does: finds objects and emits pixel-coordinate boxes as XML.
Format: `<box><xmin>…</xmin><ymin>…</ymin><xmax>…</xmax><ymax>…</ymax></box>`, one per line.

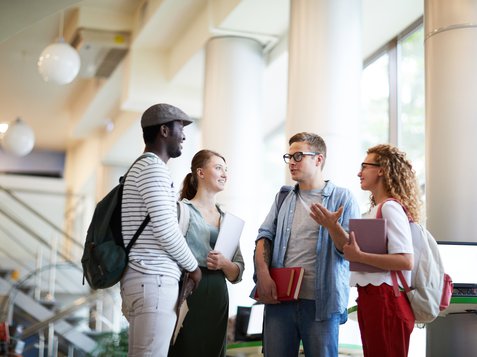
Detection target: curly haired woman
<box><xmin>343</xmin><ymin>144</ymin><xmax>422</xmax><ymax>357</ymax></box>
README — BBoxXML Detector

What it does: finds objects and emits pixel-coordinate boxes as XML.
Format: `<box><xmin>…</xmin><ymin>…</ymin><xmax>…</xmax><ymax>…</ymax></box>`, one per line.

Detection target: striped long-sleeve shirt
<box><xmin>121</xmin><ymin>153</ymin><xmax>198</xmax><ymax>279</ymax></box>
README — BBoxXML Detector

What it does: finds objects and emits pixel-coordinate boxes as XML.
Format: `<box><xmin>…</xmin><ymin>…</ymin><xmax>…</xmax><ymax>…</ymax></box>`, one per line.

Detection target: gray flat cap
<box><xmin>141</xmin><ymin>103</ymin><xmax>193</xmax><ymax>128</ymax></box>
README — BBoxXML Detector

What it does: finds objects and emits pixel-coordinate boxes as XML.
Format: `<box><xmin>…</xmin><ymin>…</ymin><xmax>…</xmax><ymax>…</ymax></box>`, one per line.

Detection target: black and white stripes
<box><xmin>121</xmin><ymin>153</ymin><xmax>198</xmax><ymax>279</ymax></box>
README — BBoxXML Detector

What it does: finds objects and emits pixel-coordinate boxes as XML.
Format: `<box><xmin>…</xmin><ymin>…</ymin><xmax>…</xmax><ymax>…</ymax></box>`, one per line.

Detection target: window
<box><xmin>361</xmin><ymin>53</ymin><xmax>390</xmax><ymax>153</ymax></box>
<box><xmin>361</xmin><ymin>19</ymin><xmax>425</xmax><ymax>193</ymax></box>
<box><xmin>398</xmin><ymin>25</ymin><xmax>425</xmax><ymax>186</ymax></box>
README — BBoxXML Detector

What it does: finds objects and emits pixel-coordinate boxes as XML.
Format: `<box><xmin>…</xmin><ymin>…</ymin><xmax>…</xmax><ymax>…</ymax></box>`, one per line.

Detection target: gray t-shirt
<box><xmin>284</xmin><ymin>189</ymin><xmax>323</xmax><ymax>299</ymax></box>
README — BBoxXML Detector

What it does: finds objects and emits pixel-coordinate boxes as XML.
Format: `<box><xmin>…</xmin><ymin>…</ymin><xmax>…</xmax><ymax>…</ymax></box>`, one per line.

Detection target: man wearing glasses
<box><xmin>254</xmin><ymin>132</ymin><xmax>360</xmax><ymax>357</ymax></box>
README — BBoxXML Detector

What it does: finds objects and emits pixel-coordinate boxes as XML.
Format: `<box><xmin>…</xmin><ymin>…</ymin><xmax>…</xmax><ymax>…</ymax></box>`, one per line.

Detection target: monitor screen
<box><xmin>233</xmin><ymin>305</ymin><xmax>262</xmax><ymax>342</ymax></box>
<box><xmin>437</xmin><ymin>241</ymin><xmax>477</xmax><ymax>285</ymax></box>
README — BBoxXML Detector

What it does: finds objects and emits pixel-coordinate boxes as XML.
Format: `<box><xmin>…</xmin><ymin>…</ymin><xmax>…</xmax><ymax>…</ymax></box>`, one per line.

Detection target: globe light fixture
<box><xmin>37</xmin><ymin>40</ymin><xmax>81</xmax><ymax>84</ymax></box>
<box><xmin>2</xmin><ymin>118</ymin><xmax>35</xmax><ymax>157</ymax></box>
<box><xmin>37</xmin><ymin>11</ymin><xmax>81</xmax><ymax>85</ymax></box>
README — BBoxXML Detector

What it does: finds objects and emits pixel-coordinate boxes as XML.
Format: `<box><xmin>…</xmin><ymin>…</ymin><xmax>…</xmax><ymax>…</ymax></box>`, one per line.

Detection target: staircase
<box><xmin>0</xmin><ymin>277</ymin><xmax>97</xmax><ymax>355</ymax></box>
<box><xmin>0</xmin><ymin>176</ymin><xmax>122</xmax><ymax>356</ymax></box>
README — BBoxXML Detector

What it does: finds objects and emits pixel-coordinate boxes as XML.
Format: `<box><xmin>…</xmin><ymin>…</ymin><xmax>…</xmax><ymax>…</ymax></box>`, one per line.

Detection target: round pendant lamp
<box><xmin>37</xmin><ymin>41</ymin><xmax>80</xmax><ymax>84</ymax></box>
<box><xmin>37</xmin><ymin>11</ymin><xmax>81</xmax><ymax>85</ymax></box>
<box><xmin>2</xmin><ymin>118</ymin><xmax>35</xmax><ymax>156</ymax></box>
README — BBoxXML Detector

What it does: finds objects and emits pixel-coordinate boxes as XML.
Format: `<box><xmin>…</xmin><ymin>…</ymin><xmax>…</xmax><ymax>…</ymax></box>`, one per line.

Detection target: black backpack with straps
<box><xmin>81</xmin><ymin>154</ymin><xmax>151</xmax><ymax>290</ymax></box>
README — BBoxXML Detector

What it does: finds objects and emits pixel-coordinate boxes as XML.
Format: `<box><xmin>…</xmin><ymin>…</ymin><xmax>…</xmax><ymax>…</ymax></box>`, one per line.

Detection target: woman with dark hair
<box><xmin>344</xmin><ymin>144</ymin><xmax>421</xmax><ymax>357</ymax></box>
<box><xmin>168</xmin><ymin>149</ymin><xmax>244</xmax><ymax>357</ymax></box>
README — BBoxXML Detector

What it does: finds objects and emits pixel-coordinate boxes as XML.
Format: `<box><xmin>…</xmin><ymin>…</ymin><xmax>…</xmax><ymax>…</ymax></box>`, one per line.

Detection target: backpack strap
<box><xmin>125</xmin><ymin>215</ymin><xmax>150</xmax><ymax>253</ymax></box>
<box><xmin>177</xmin><ymin>200</ymin><xmax>191</xmax><ymax>236</ymax></box>
<box><xmin>376</xmin><ymin>197</ymin><xmax>412</xmax><ymax>222</ymax></box>
<box><xmin>376</xmin><ymin>198</ymin><xmax>402</xmax><ymax>219</ymax></box>
<box><xmin>277</xmin><ymin>185</ymin><xmax>293</xmax><ymax>211</ymax></box>
<box><xmin>121</xmin><ymin>153</ymin><xmax>157</xmax><ymax>252</ymax></box>
<box><xmin>120</xmin><ymin>152</ymin><xmax>157</xmax><ymax>184</ymax></box>
<box><xmin>391</xmin><ymin>270</ymin><xmax>411</xmax><ymax>297</ymax></box>
<box><xmin>377</xmin><ymin>198</ymin><xmax>413</xmax><ymax>297</ymax></box>
<box><xmin>272</xmin><ymin>185</ymin><xmax>294</xmax><ymax>226</ymax></box>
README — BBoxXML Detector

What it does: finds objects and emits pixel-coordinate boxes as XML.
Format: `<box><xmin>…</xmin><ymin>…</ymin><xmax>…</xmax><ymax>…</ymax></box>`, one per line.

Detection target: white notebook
<box><xmin>214</xmin><ymin>212</ymin><xmax>245</xmax><ymax>260</ymax></box>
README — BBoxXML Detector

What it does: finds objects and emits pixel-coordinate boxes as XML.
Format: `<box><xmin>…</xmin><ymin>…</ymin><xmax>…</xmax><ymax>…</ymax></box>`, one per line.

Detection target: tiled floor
<box><xmin>226</xmin><ymin>343</ymin><xmax>363</xmax><ymax>356</ymax></box>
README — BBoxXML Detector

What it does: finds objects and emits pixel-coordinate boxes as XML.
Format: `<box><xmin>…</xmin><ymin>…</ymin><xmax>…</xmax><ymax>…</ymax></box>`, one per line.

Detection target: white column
<box><xmin>425</xmin><ymin>4</ymin><xmax>477</xmax><ymax>355</ymax></box>
<box><xmin>202</xmin><ymin>36</ymin><xmax>264</xmax><ymax>312</ymax></box>
<box><xmin>202</xmin><ymin>36</ymin><xmax>264</xmax><ymax>212</ymax></box>
<box><xmin>286</xmin><ymin>0</ymin><xmax>362</xmax><ymax>192</ymax></box>
<box><xmin>425</xmin><ymin>0</ymin><xmax>477</xmax><ymax>242</ymax></box>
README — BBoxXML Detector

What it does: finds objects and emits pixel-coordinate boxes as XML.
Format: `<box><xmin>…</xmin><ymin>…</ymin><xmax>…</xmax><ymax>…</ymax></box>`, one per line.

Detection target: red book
<box><xmin>255</xmin><ymin>267</ymin><xmax>305</xmax><ymax>301</ymax></box>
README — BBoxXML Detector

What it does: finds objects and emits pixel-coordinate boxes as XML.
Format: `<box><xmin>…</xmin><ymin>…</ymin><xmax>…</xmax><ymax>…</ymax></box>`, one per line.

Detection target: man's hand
<box><xmin>188</xmin><ymin>266</ymin><xmax>202</xmax><ymax>290</ymax></box>
<box><xmin>310</xmin><ymin>203</ymin><xmax>349</xmax><ymax>251</ymax></box>
<box><xmin>254</xmin><ymin>238</ymin><xmax>279</xmax><ymax>304</ymax></box>
<box><xmin>310</xmin><ymin>203</ymin><xmax>343</xmax><ymax>229</ymax></box>
<box><xmin>256</xmin><ymin>271</ymin><xmax>279</xmax><ymax>304</ymax></box>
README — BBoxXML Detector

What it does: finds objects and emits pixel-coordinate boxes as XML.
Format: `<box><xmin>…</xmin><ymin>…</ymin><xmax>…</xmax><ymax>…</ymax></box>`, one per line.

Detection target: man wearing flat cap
<box><xmin>120</xmin><ymin>103</ymin><xmax>202</xmax><ymax>356</ymax></box>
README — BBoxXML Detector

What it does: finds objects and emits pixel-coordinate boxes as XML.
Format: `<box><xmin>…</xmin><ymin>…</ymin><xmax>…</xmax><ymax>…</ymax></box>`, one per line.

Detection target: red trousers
<box><xmin>357</xmin><ymin>284</ymin><xmax>415</xmax><ymax>357</ymax></box>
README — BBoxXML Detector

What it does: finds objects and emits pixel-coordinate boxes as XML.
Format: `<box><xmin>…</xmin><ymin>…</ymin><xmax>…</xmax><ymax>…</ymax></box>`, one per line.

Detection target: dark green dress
<box><xmin>169</xmin><ymin>203</ymin><xmax>243</xmax><ymax>357</ymax></box>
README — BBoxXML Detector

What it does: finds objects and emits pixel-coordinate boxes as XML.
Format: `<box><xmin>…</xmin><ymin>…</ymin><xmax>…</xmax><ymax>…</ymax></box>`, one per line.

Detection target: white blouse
<box><xmin>350</xmin><ymin>200</ymin><xmax>413</xmax><ymax>288</ymax></box>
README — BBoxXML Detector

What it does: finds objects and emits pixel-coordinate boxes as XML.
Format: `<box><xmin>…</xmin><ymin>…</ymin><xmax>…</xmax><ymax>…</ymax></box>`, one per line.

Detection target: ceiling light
<box><xmin>0</xmin><ymin>123</ymin><xmax>8</xmax><ymax>134</ymax></box>
<box><xmin>1</xmin><ymin>118</ymin><xmax>35</xmax><ymax>156</ymax></box>
<box><xmin>37</xmin><ymin>12</ymin><xmax>81</xmax><ymax>85</ymax></box>
<box><xmin>37</xmin><ymin>41</ymin><xmax>81</xmax><ymax>84</ymax></box>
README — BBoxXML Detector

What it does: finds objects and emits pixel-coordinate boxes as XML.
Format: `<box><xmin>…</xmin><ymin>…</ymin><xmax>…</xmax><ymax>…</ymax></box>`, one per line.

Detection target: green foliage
<box><xmin>89</xmin><ymin>329</ymin><xmax>128</xmax><ymax>356</ymax></box>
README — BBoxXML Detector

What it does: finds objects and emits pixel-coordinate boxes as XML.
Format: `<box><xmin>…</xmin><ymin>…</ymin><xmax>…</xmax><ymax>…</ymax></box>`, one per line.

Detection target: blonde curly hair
<box><xmin>367</xmin><ymin>144</ymin><xmax>422</xmax><ymax>222</ymax></box>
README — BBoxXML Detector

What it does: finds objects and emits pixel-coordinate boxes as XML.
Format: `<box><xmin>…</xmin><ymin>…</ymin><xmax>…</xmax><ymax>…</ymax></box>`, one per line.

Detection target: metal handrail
<box><xmin>21</xmin><ymin>291</ymin><xmax>101</xmax><ymax>339</ymax></box>
<box><xmin>0</xmin><ymin>185</ymin><xmax>84</xmax><ymax>250</ymax></box>
<box><xmin>0</xmin><ymin>206</ymin><xmax>80</xmax><ymax>268</ymax></box>
<box><xmin>0</xmin><ymin>183</ymin><xmax>116</xmax><ymax>355</ymax></box>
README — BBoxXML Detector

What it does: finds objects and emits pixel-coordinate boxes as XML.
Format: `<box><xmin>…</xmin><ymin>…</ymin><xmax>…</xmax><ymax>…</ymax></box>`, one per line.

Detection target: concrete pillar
<box><xmin>202</xmin><ymin>36</ymin><xmax>265</xmax><ymax>312</ymax></box>
<box><xmin>425</xmin><ymin>0</ymin><xmax>477</xmax><ymax>243</ymax></box>
<box><xmin>425</xmin><ymin>1</ymin><xmax>477</xmax><ymax>355</ymax></box>
<box><xmin>286</xmin><ymin>0</ymin><xmax>362</xmax><ymax>192</ymax></box>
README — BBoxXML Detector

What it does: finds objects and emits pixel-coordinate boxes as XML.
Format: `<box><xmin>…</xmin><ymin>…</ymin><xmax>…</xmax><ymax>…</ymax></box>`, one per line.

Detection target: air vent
<box><xmin>71</xmin><ymin>29</ymin><xmax>130</xmax><ymax>78</ymax></box>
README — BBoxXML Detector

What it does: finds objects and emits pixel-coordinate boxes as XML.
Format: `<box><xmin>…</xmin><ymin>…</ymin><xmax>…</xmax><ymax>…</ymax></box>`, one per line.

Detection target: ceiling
<box><xmin>0</xmin><ymin>0</ymin><xmax>422</xmax><ymax>163</ymax></box>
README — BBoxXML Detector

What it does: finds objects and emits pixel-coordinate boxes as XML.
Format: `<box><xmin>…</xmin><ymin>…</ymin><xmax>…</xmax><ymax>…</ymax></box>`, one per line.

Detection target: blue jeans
<box><xmin>263</xmin><ymin>299</ymin><xmax>342</xmax><ymax>357</ymax></box>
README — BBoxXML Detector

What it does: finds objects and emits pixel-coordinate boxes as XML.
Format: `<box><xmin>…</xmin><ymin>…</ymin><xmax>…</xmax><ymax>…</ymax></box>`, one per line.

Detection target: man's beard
<box><xmin>168</xmin><ymin>145</ymin><xmax>182</xmax><ymax>158</ymax></box>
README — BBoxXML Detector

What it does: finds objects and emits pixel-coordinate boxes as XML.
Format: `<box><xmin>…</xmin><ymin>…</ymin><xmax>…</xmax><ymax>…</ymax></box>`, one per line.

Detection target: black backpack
<box><xmin>81</xmin><ymin>155</ymin><xmax>151</xmax><ymax>290</ymax></box>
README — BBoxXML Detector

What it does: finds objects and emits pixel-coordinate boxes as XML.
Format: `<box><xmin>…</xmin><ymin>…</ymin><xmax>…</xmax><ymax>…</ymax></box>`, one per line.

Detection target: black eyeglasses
<box><xmin>283</xmin><ymin>151</ymin><xmax>320</xmax><ymax>164</ymax></box>
<box><xmin>360</xmin><ymin>162</ymin><xmax>380</xmax><ymax>170</ymax></box>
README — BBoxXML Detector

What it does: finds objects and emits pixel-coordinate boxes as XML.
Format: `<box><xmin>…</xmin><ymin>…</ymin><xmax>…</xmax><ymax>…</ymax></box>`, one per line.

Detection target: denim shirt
<box><xmin>256</xmin><ymin>181</ymin><xmax>360</xmax><ymax>321</ymax></box>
